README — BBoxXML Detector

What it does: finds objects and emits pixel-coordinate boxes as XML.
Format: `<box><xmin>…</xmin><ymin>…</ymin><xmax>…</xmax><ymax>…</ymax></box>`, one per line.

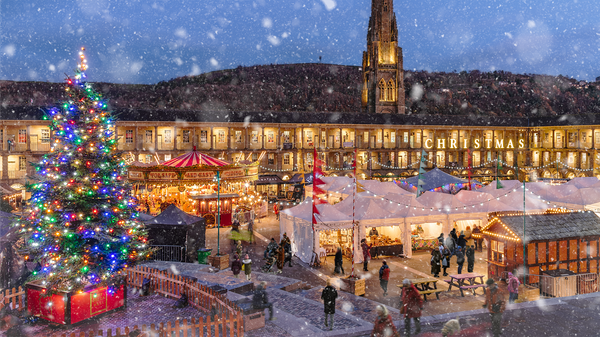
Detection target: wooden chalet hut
<box><xmin>482</xmin><ymin>210</ymin><xmax>600</xmax><ymax>281</ymax></box>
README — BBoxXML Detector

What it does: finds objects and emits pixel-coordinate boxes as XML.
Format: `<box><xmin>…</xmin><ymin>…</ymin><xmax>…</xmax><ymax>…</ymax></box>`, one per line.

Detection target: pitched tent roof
<box><xmin>161</xmin><ymin>150</ymin><xmax>230</xmax><ymax>167</ymax></box>
<box><xmin>399</xmin><ymin>168</ymin><xmax>480</xmax><ymax>192</ymax></box>
<box><xmin>489</xmin><ymin>211</ymin><xmax>600</xmax><ymax>241</ymax></box>
<box><xmin>145</xmin><ymin>204</ymin><xmax>205</xmax><ymax>227</ymax></box>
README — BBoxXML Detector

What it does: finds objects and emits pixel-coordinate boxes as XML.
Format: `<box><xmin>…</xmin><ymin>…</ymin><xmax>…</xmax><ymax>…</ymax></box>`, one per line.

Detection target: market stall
<box><xmin>411</xmin><ymin>222</ymin><xmax>442</xmax><ymax>250</ymax></box>
<box><xmin>335</xmin><ymin>196</ymin><xmax>405</xmax><ymax>258</ymax></box>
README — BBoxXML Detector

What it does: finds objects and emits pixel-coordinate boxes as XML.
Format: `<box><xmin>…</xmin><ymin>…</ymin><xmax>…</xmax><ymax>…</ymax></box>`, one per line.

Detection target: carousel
<box><xmin>127</xmin><ymin>148</ymin><xmax>259</xmax><ymax>227</ymax></box>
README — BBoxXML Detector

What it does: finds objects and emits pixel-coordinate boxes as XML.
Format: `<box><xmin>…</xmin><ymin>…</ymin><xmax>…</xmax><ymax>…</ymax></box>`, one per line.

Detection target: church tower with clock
<box><xmin>362</xmin><ymin>0</ymin><xmax>405</xmax><ymax>114</ymax></box>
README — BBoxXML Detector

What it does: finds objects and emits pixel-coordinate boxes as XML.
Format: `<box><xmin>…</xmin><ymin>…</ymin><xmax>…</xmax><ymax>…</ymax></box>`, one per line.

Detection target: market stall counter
<box><xmin>368</xmin><ymin>236</ymin><xmax>403</xmax><ymax>258</ymax></box>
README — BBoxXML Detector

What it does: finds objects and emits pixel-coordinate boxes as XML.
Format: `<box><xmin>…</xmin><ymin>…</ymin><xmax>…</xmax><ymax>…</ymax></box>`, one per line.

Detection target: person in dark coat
<box><xmin>401</xmin><ymin>279</ymin><xmax>423</xmax><ymax>337</ymax></box>
<box><xmin>466</xmin><ymin>245</ymin><xmax>476</xmax><ymax>273</ymax></box>
<box><xmin>334</xmin><ymin>247</ymin><xmax>344</xmax><ymax>275</ymax></box>
<box><xmin>231</xmin><ymin>254</ymin><xmax>242</xmax><ymax>278</ymax></box>
<box><xmin>455</xmin><ymin>246</ymin><xmax>465</xmax><ymax>274</ymax></box>
<box><xmin>361</xmin><ymin>239</ymin><xmax>373</xmax><ymax>271</ymax></box>
<box><xmin>450</xmin><ymin>228</ymin><xmax>458</xmax><ymax>251</ymax></box>
<box><xmin>379</xmin><ymin>260</ymin><xmax>390</xmax><ymax>297</ymax></box>
<box><xmin>457</xmin><ymin>232</ymin><xmax>467</xmax><ymax>250</ymax></box>
<box><xmin>438</xmin><ymin>233</ymin><xmax>445</xmax><ymax>245</ymax></box>
<box><xmin>431</xmin><ymin>248</ymin><xmax>441</xmax><ymax>277</ymax></box>
<box><xmin>283</xmin><ymin>238</ymin><xmax>293</xmax><ymax>267</ymax></box>
<box><xmin>472</xmin><ymin>225</ymin><xmax>482</xmax><ymax>251</ymax></box>
<box><xmin>441</xmin><ymin>244</ymin><xmax>451</xmax><ymax>276</ymax></box>
<box><xmin>252</xmin><ymin>281</ymin><xmax>274</xmax><ymax>320</ymax></box>
<box><xmin>321</xmin><ymin>278</ymin><xmax>338</xmax><ymax>330</ymax></box>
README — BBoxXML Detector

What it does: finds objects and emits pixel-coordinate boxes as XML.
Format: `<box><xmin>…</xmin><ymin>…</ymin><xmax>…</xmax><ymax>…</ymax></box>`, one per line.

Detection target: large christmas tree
<box><xmin>15</xmin><ymin>48</ymin><xmax>150</xmax><ymax>293</ymax></box>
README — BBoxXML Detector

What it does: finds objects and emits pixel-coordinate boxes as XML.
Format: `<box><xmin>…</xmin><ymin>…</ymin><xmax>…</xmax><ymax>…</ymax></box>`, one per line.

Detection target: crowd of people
<box><xmin>431</xmin><ymin>226</ymin><xmax>480</xmax><ymax>277</ymax></box>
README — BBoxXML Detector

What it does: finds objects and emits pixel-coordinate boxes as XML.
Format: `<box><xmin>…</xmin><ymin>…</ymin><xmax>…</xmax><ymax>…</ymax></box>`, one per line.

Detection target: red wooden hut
<box><xmin>481</xmin><ymin>210</ymin><xmax>600</xmax><ymax>284</ymax></box>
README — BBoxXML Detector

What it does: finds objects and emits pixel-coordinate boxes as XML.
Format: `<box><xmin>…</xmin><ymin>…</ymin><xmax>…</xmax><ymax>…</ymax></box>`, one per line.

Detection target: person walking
<box><xmin>472</xmin><ymin>225</ymin><xmax>482</xmax><ymax>251</ymax></box>
<box><xmin>321</xmin><ymin>278</ymin><xmax>338</xmax><ymax>330</ymax></box>
<box><xmin>466</xmin><ymin>245</ymin><xmax>475</xmax><ymax>273</ymax></box>
<box><xmin>431</xmin><ymin>248</ymin><xmax>441</xmax><ymax>278</ymax></box>
<box><xmin>483</xmin><ymin>278</ymin><xmax>507</xmax><ymax>337</ymax></box>
<box><xmin>450</xmin><ymin>228</ymin><xmax>458</xmax><ymax>250</ymax></box>
<box><xmin>248</xmin><ymin>220</ymin><xmax>254</xmax><ymax>244</ymax></box>
<box><xmin>441</xmin><ymin>244</ymin><xmax>451</xmax><ymax>276</ymax></box>
<box><xmin>242</xmin><ymin>254</ymin><xmax>252</xmax><ymax>281</ymax></box>
<box><xmin>457</xmin><ymin>231</ymin><xmax>467</xmax><ymax>251</ymax></box>
<box><xmin>401</xmin><ymin>279</ymin><xmax>423</xmax><ymax>337</ymax></box>
<box><xmin>379</xmin><ymin>260</ymin><xmax>390</xmax><ymax>297</ymax></box>
<box><xmin>507</xmin><ymin>272</ymin><xmax>520</xmax><ymax>303</ymax></box>
<box><xmin>252</xmin><ymin>281</ymin><xmax>275</xmax><ymax>320</ymax></box>
<box><xmin>361</xmin><ymin>239</ymin><xmax>372</xmax><ymax>271</ymax></box>
<box><xmin>273</xmin><ymin>203</ymin><xmax>280</xmax><ymax>220</ymax></box>
<box><xmin>455</xmin><ymin>246</ymin><xmax>465</xmax><ymax>274</ymax></box>
<box><xmin>334</xmin><ymin>247</ymin><xmax>344</xmax><ymax>275</ymax></box>
<box><xmin>231</xmin><ymin>254</ymin><xmax>242</xmax><ymax>278</ymax></box>
<box><xmin>371</xmin><ymin>305</ymin><xmax>400</xmax><ymax>337</ymax></box>
<box><xmin>235</xmin><ymin>240</ymin><xmax>243</xmax><ymax>257</ymax></box>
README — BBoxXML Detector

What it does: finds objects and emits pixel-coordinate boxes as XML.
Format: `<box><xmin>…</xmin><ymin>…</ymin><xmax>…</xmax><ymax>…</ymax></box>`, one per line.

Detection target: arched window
<box><xmin>387</xmin><ymin>80</ymin><xmax>395</xmax><ymax>101</ymax></box>
<box><xmin>379</xmin><ymin>79</ymin><xmax>386</xmax><ymax>101</ymax></box>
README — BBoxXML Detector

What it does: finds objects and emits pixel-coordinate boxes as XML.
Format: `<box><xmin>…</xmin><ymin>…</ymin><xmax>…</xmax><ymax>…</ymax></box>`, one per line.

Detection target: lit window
<box><xmin>268</xmin><ymin>131</ymin><xmax>274</xmax><ymax>143</ymax></box>
<box><xmin>164</xmin><ymin>130</ymin><xmax>172</xmax><ymax>143</ymax></box>
<box><xmin>41</xmin><ymin>129</ymin><xmax>51</xmax><ymax>143</ymax></box>
<box><xmin>200</xmin><ymin>131</ymin><xmax>208</xmax><ymax>143</ymax></box>
<box><xmin>125</xmin><ymin>130</ymin><xmax>133</xmax><ymax>144</ymax></box>
<box><xmin>19</xmin><ymin>157</ymin><xmax>26</xmax><ymax>171</ymax></box>
<box><xmin>145</xmin><ymin>130</ymin><xmax>153</xmax><ymax>143</ymax></box>
<box><xmin>284</xmin><ymin>153</ymin><xmax>290</xmax><ymax>165</ymax></box>
<box><xmin>18</xmin><ymin>129</ymin><xmax>26</xmax><ymax>143</ymax></box>
<box><xmin>235</xmin><ymin>131</ymin><xmax>242</xmax><ymax>143</ymax></box>
<box><xmin>218</xmin><ymin>130</ymin><xmax>225</xmax><ymax>143</ymax></box>
<box><xmin>182</xmin><ymin>130</ymin><xmax>190</xmax><ymax>143</ymax></box>
<box><xmin>268</xmin><ymin>154</ymin><xmax>275</xmax><ymax>165</ymax></box>
<box><xmin>491</xmin><ymin>240</ymin><xmax>504</xmax><ymax>263</ymax></box>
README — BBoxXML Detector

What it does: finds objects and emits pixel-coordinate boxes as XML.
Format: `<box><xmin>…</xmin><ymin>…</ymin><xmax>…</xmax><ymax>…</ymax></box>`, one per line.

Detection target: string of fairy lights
<box><xmin>260</xmin><ymin>157</ymin><xmax>595</xmax><ymax>174</ymax></box>
<box><xmin>371</xmin><ymin>158</ymin><xmax>595</xmax><ymax>172</ymax></box>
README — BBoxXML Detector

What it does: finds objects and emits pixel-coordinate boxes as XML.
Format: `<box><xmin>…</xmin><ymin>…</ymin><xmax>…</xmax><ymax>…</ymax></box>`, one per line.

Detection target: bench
<box><xmin>419</xmin><ymin>289</ymin><xmax>444</xmax><ymax>301</ymax></box>
<box><xmin>459</xmin><ymin>284</ymin><xmax>486</xmax><ymax>295</ymax></box>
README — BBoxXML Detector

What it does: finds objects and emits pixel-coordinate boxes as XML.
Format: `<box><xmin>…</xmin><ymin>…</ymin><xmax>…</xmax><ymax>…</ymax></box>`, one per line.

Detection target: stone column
<box><xmin>173</xmin><ymin>125</ymin><xmax>178</xmax><ymax>151</ymax></box>
<box><xmin>154</xmin><ymin>126</ymin><xmax>158</xmax><ymax>151</ymax></box>
<box><xmin>134</xmin><ymin>126</ymin><xmax>139</xmax><ymax>151</ymax></box>
<box><xmin>1</xmin><ymin>156</ymin><xmax>8</xmax><ymax>180</ymax></box>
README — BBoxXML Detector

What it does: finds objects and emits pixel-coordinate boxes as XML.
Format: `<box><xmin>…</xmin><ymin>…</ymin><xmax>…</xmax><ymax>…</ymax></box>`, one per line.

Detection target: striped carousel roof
<box><xmin>160</xmin><ymin>150</ymin><xmax>231</xmax><ymax>168</ymax></box>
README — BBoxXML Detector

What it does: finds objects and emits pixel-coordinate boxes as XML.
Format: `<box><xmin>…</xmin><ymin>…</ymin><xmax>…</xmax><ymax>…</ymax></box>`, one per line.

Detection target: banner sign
<box><xmin>148</xmin><ymin>172</ymin><xmax>178</xmax><ymax>180</ymax></box>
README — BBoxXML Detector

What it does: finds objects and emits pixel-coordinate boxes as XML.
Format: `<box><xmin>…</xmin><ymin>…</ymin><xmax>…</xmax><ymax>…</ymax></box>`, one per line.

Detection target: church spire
<box><xmin>362</xmin><ymin>0</ymin><xmax>405</xmax><ymax>114</ymax></box>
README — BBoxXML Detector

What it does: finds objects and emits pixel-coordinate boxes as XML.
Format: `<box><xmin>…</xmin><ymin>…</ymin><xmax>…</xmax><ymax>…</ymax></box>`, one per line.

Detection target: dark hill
<box><xmin>2</xmin><ymin>64</ymin><xmax>600</xmax><ymax>117</ymax></box>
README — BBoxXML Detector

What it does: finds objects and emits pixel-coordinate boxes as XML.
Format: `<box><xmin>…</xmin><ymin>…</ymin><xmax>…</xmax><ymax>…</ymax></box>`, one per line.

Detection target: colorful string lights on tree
<box><xmin>15</xmin><ymin>48</ymin><xmax>151</xmax><ymax>293</ymax></box>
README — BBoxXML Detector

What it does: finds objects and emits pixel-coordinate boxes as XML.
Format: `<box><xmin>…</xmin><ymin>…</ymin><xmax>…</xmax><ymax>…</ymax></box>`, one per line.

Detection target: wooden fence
<box><xmin>0</xmin><ymin>286</ymin><xmax>26</xmax><ymax>312</ymax></box>
<box><xmin>48</xmin><ymin>265</ymin><xmax>245</xmax><ymax>337</ymax></box>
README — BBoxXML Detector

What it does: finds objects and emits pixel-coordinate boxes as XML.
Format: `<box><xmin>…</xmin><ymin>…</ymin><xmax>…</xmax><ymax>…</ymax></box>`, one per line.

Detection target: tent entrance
<box><xmin>319</xmin><ymin>229</ymin><xmax>352</xmax><ymax>257</ymax></box>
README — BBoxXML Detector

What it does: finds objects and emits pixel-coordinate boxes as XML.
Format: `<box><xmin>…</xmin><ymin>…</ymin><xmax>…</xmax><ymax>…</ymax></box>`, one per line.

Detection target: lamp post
<box><xmin>217</xmin><ymin>170</ymin><xmax>221</xmax><ymax>255</ymax></box>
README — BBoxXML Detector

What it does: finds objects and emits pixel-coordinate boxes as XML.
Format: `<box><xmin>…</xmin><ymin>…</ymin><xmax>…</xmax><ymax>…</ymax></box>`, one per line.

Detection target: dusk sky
<box><xmin>1</xmin><ymin>0</ymin><xmax>600</xmax><ymax>84</ymax></box>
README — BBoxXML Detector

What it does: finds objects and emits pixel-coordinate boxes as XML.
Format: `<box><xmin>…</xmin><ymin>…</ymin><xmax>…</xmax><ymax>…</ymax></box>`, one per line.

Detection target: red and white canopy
<box><xmin>161</xmin><ymin>150</ymin><xmax>231</xmax><ymax>168</ymax></box>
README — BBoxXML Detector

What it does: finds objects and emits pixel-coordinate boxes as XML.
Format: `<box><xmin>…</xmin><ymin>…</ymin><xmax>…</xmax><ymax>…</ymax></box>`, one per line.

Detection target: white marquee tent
<box><xmin>281</xmin><ymin>176</ymin><xmax>600</xmax><ymax>263</ymax></box>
